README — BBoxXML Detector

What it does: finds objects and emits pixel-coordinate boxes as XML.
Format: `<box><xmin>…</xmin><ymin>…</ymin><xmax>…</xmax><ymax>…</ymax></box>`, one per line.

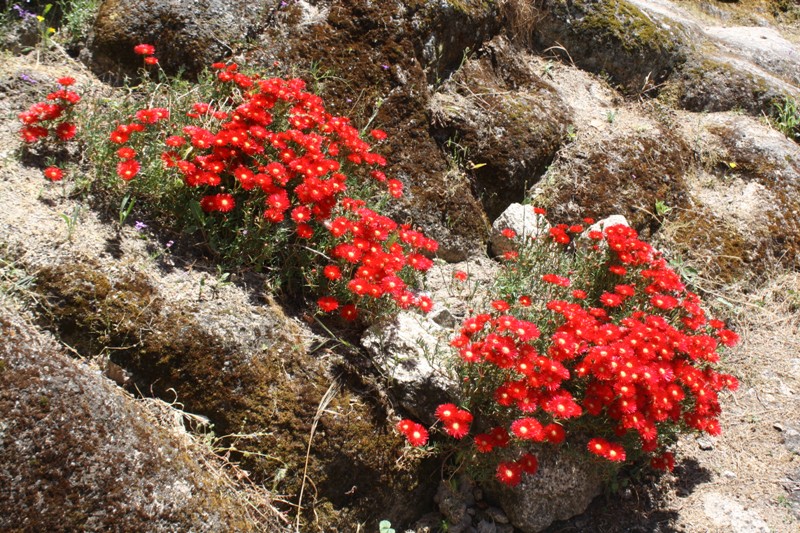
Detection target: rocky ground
<box><xmin>1</xmin><ymin>0</ymin><xmax>800</xmax><ymax>531</ymax></box>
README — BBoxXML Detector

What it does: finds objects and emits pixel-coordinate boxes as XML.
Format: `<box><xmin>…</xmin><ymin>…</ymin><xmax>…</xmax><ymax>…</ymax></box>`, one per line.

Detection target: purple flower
<box><xmin>166</xmin><ymin>240</ymin><xmax>174</xmax><ymax>248</ymax></box>
<box><xmin>381</xmin><ymin>64</ymin><xmax>390</xmax><ymax>70</ymax></box>
<box><xmin>19</xmin><ymin>73</ymin><xmax>37</xmax><ymax>84</ymax></box>
<box><xmin>134</xmin><ymin>221</ymin><xmax>148</xmax><ymax>231</ymax></box>
<box><xmin>12</xmin><ymin>4</ymin><xmax>37</xmax><ymax>20</ymax></box>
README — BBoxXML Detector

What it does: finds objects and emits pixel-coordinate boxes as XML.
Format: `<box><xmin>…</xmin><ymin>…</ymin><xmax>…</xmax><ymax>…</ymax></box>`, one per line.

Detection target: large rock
<box><xmin>530</xmin><ymin>120</ymin><xmax>691</xmax><ymax>229</ymax></box>
<box><xmin>673</xmin><ymin>56</ymin><xmax>795</xmax><ymax>113</ymax></box>
<box><xmin>430</xmin><ymin>36</ymin><xmax>572</xmax><ymax>220</ymax></box>
<box><xmin>521</xmin><ymin>0</ymin><xmax>691</xmax><ymax>93</ymax></box>
<box><xmin>89</xmin><ymin>0</ymin><xmax>269</xmax><ymax>78</ymax></box>
<box><xmin>661</xmin><ymin>111</ymin><xmax>800</xmax><ymax>280</ymax></box>
<box><xmin>489</xmin><ymin>202</ymin><xmax>550</xmax><ymax>256</ymax></box>
<box><xmin>362</xmin><ymin>311</ymin><xmax>456</xmax><ymax>424</ymax></box>
<box><xmin>0</xmin><ymin>307</ymin><xmax>279</xmax><ymax>532</ymax></box>
<box><xmin>423</xmin><ymin>255</ymin><xmax>501</xmax><ymax>319</ymax></box>
<box><xmin>28</xmin><ymin>258</ymin><xmax>432</xmax><ymax>530</ymax></box>
<box><xmin>627</xmin><ymin>0</ymin><xmax>800</xmax><ymax>114</ymax></box>
<box><xmin>484</xmin><ymin>445</ymin><xmax>608</xmax><ymax>532</ymax></box>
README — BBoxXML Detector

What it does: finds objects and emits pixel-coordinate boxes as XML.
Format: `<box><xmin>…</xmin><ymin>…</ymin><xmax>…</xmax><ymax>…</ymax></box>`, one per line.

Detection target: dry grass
<box><xmin>499</xmin><ymin>0</ymin><xmax>542</xmax><ymax>48</ymax></box>
<box><xmin>139</xmin><ymin>394</ymin><xmax>292</xmax><ymax>531</ymax></box>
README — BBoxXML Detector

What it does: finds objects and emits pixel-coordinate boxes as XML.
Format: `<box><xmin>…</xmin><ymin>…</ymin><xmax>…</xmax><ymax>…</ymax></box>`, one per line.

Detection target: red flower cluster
<box><xmin>588</xmin><ymin>438</ymin><xmax>626</xmax><ymax>462</ymax></box>
<box><xmin>106</xmin><ymin>47</ymin><xmax>437</xmax><ymax>319</ymax></box>
<box><xmin>134</xmin><ymin>43</ymin><xmax>158</xmax><ymax>65</ymax></box>
<box><xmin>19</xmin><ymin>77</ymin><xmax>82</xmax><ymax>182</ymax></box>
<box><xmin>397</xmin><ymin>419</ymin><xmax>428</xmax><ymax>447</ymax></box>
<box><xmin>435</xmin><ymin>403</ymin><xmax>473</xmax><ymax>438</ymax></box>
<box><xmin>19</xmin><ymin>79</ymin><xmax>80</xmax><ymax>144</ymax></box>
<box><xmin>400</xmin><ymin>216</ymin><xmax>739</xmax><ymax>487</ymax></box>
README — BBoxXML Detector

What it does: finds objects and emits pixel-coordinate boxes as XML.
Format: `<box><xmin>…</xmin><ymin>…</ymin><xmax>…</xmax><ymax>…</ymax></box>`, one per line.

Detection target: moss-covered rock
<box><xmin>531</xmin><ymin>123</ymin><xmax>691</xmax><ymax>231</ymax></box>
<box><xmin>88</xmin><ymin>0</ymin><xmax>270</xmax><ymax>79</ymax></box>
<box><xmin>0</xmin><ymin>307</ymin><xmax>280</xmax><ymax>532</ymax></box>
<box><xmin>32</xmin><ymin>260</ymin><xmax>435</xmax><ymax>530</ymax></box>
<box><xmin>685</xmin><ymin>113</ymin><xmax>800</xmax><ymax>273</ymax></box>
<box><xmin>670</xmin><ymin>57</ymin><xmax>786</xmax><ymax>113</ymax></box>
<box><xmin>660</xmin><ymin>205</ymin><xmax>752</xmax><ymax>283</ymax></box>
<box><xmin>430</xmin><ymin>36</ymin><xmax>572</xmax><ymax>220</ymax></box>
<box><xmin>523</xmin><ymin>0</ymin><xmax>690</xmax><ymax>93</ymax></box>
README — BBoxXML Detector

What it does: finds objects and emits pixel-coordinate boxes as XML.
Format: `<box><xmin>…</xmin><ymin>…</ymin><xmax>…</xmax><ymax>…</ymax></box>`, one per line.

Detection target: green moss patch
<box><xmin>33</xmin><ymin>261</ymin><xmax>435</xmax><ymax>529</ymax></box>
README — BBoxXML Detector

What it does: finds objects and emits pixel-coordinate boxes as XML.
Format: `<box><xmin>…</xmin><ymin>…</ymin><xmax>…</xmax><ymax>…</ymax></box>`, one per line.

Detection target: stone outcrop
<box><xmin>89</xmin><ymin>0</ymin><xmax>270</xmax><ymax>78</ymax></box>
<box><xmin>431</xmin><ymin>36</ymin><xmax>571</xmax><ymax>220</ymax></box>
<box><xmin>0</xmin><ymin>308</ymin><xmax>280</xmax><ymax>532</ymax></box>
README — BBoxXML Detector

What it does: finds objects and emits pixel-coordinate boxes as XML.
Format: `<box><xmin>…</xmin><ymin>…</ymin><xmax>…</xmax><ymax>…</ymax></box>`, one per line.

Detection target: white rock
<box><xmin>587</xmin><ymin>214</ymin><xmax>629</xmax><ymax>234</ymax></box>
<box><xmin>490</xmin><ymin>203</ymin><xmax>549</xmax><ymax>255</ymax></box>
<box><xmin>361</xmin><ymin>311</ymin><xmax>456</xmax><ymax>422</ymax></box>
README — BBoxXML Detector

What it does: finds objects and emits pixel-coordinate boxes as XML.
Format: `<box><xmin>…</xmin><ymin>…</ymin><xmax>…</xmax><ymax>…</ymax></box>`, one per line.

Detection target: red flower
<box><xmin>474</xmin><ymin>433</ymin><xmax>494</xmax><ymax>453</ymax></box>
<box><xmin>453</xmin><ymin>270</ymin><xmax>468</xmax><ymax>282</ymax></box>
<box><xmin>517</xmin><ymin>453</ymin><xmax>539</xmax><ymax>475</ymax></box>
<box><xmin>323</xmin><ymin>265</ymin><xmax>342</xmax><ymax>281</ymax></box>
<box><xmin>651</xmin><ymin>294</ymin><xmax>678</xmax><ymax>310</ymax></box>
<box><xmin>511</xmin><ymin>417</ymin><xmax>544</xmax><ymax>441</ymax></box>
<box><xmin>144</xmin><ymin>56</ymin><xmax>159</xmax><ymax>65</ymax></box>
<box><xmin>489</xmin><ymin>426</ymin><xmax>510</xmax><ymax>448</ymax></box>
<box><xmin>387</xmin><ymin>179</ymin><xmax>403</xmax><ymax>198</ymax></box>
<box><xmin>716</xmin><ymin>329</ymin><xmax>739</xmax><ymax>347</ymax></box>
<box><xmin>444</xmin><ymin>419</ymin><xmax>470</xmax><ymax>439</ymax></box>
<box><xmin>435</xmin><ymin>403</ymin><xmax>458</xmax><ymax>421</ymax></box>
<box><xmin>397</xmin><ymin>420</ymin><xmax>428</xmax><ymax>447</ymax></box>
<box><xmin>587</xmin><ymin>438</ymin><xmax>626</xmax><ymax>462</ymax></box>
<box><xmin>165</xmin><ymin>135</ymin><xmax>186</xmax><ymax>147</ymax></box>
<box><xmin>417</xmin><ymin>295</ymin><xmax>434</xmax><ymax>313</ymax></box>
<box><xmin>214</xmin><ymin>194</ymin><xmax>235</xmax><ymax>212</ymax></box>
<box><xmin>542</xmin><ymin>273</ymin><xmax>570</xmax><ymax>287</ymax></box>
<box><xmin>491</xmin><ymin>300</ymin><xmax>510</xmax><ymax>312</ymax></box>
<box><xmin>609</xmin><ymin>265</ymin><xmax>627</xmax><ymax>276</ymax></box>
<box><xmin>116</xmin><ymin>159</ymin><xmax>141</xmax><ymax>180</ymax></box>
<box><xmin>543</xmin><ymin>392</ymin><xmax>582</xmax><ymax>418</ymax></box>
<box><xmin>317</xmin><ymin>296</ymin><xmax>339</xmax><ymax>313</ymax></box>
<box><xmin>55</xmin><ymin>122</ymin><xmax>77</xmax><ymax>140</ymax></box>
<box><xmin>296</xmin><ymin>224</ymin><xmax>313</xmax><ymax>238</ymax></box>
<box><xmin>116</xmin><ymin>147</ymin><xmax>136</xmax><ymax>160</ymax></box>
<box><xmin>496</xmin><ymin>462</ymin><xmax>522</xmax><ymax>486</ymax></box>
<box><xmin>599</xmin><ymin>292</ymin><xmax>623</xmax><ymax>307</ymax></box>
<box><xmin>57</xmin><ymin>77</ymin><xmax>76</xmax><ymax>86</ymax></box>
<box><xmin>396</xmin><ymin>419</ymin><xmax>413</xmax><ymax>434</ymax></box>
<box><xmin>501</xmin><ymin>228</ymin><xmax>516</xmax><ymax>239</ymax></box>
<box><xmin>543</xmin><ymin>423</ymin><xmax>565</xmax><ymax>444</ymax></box>
<box><xmin>650</xmin><ymin>452</ymin><xmax>675</xmax><ymax>472</ymax></box>
<box><xmin>291</xmin><ymin>206</ymin><xmax>311</xmax><ymax>223</ymax></box>
<box><xmin>340</xmin><ymin>304</ymin><xmax>358</xmax><ymax>321</ymax></box>
<box><xmin>369</xmin><ymin>129</ymin><xmax>388</xmax><ymax>140</ymax></box>
<box><xmin>440</xmin><ymin>407</ymin><xmax>472</xmax><ymax>439</ymax></box>
<box><xmin>133</xmin><ymin>44</ymin><xmax>156</xmax><ymax>55</ymax></box>
<box><xmin>43</xmin><ymin>166</ymin><xmax>63</xmax><ymax>181</ymax></box>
